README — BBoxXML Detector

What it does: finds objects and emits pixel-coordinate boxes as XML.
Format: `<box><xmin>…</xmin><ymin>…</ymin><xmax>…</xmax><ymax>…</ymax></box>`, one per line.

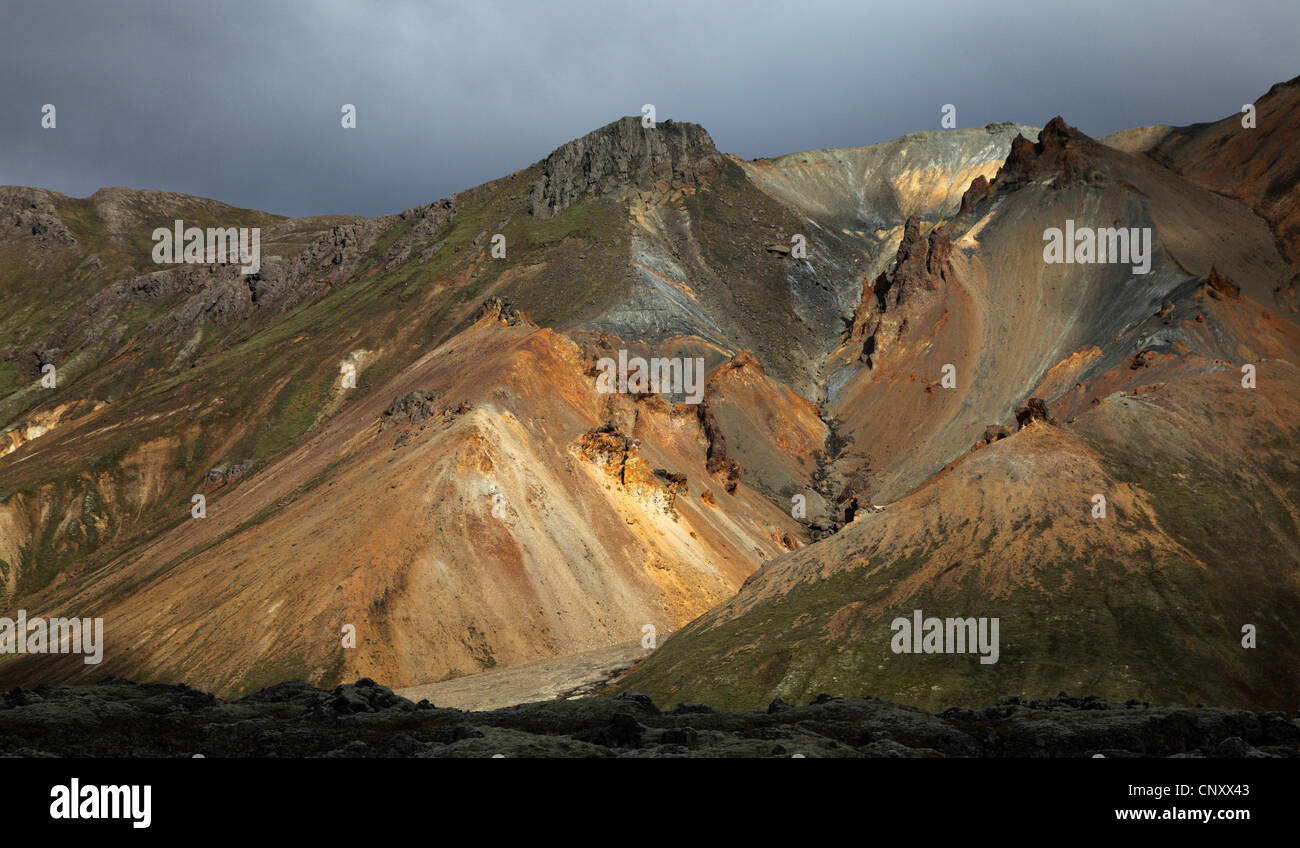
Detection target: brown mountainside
<box><xmin>2</xmin><ymin>87</ymin><xmax>1297</xmax><ymax>711</ymax></box>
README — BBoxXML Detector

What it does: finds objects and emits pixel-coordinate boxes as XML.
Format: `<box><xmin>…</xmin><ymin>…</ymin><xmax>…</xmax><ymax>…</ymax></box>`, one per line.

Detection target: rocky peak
<box><xmin>528</xmin><ymin>117</ymin><xmax>722</xmax><ymax>218</ymax></box>
<box><xmin>875</xmin><ymin>216</ymin><xmax>954</xmax><ymax>310</ymax></box>
<box><xmin>0</xmin><ymin>186</ymin><xmax>76</xmax><ymax>248</ymax></box>
<box><xmin>1206</xmin><ymin>265</ymin><xmax>1241</xmax><ymax>299</ymax></box>
<box><xmin>842</xmin><ymin>216</ymin><xmax>956</xmax><ymax>369</ymax></box>
<box><xmin>1015</xmin><ymin>397</ymin><xmax>1056</xmax><ymax>429</ymax></box>
<box><xmin>475</xmin><ymin>296</ymin><xmax>530</xmax><ymax>326</ymax></box>
<box><xmin>958</xmin><ymin>175</ymin><xmax>993</xmax><ymax>215</ymax></box>
<box><xmin>996</xmin><ymin>116</ymin><xmax>1101</xmax><ymax>190</ymax></box>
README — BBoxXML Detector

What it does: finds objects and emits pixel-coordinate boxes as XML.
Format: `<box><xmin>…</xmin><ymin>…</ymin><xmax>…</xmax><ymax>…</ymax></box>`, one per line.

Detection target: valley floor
<box><xmin>396</xmin><ymin>638</ymin><xmax>649</xmax><ymax>711</ymax></box>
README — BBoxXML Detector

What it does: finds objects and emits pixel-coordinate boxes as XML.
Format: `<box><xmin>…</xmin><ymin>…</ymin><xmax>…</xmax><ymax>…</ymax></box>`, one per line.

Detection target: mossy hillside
<box><xmin>9</xmin><ymin>160</ymin><xmax>613</xmax><ymax>438</ymax></box>
<box><xmin>0</xmin><ymin>198</ymin><xmax>286</xmax><ymax>425</ymax></box>
<box><xmin>516</xmin><ymin>197</ymin><xmax>630</xmax><ymax>329</ymax></box>
<box><xmin>0</xmin><ymin>166</ymin><xmax>646</xmax><ymax>603</ymax></box>
<box><xmin>0</xmin><ymin>243</ymin><xmax>108</xmax><ymax>419</ymax></box>
<box><xmin>54</xmin><ymin>194</ymin><xmax>285</xmax><ymax>274</ymax></box>
<box><xmin>617</xmin><ymin>534</ymin><xmax>1295</xmax><ymax>712</ymax></box>
<box><xmin>252</xmin><ymin>372</ymin><xmax>331</xmax><ymax>461</ymax></box>
<box><xmin>617</xmin><ymin>427</ymin><xmax>1300</xmax><ymax>713</ymax></box>
<box><xmin>1091</xmin><ymin>431</ymin><xmax>1300</xmax><ymax>698</ymax></box>
<box><xmin>0</xmin><ymin>360</ymin><xmax>19</xmax><ymax>397</ymax></box>
<box><xmin>11</xmin><ymin>476</ymin><xmax>117</xmax><ymax>595</ymax></box>
<box><xmin>0</xmin><ymin>217</ymin><xmax>400</xmax><ymax>586</ymax></box>
<box><xmin>682</xmin><ymin>157</ymin><xmax>819</xmax><ymax>384</ymax></box>
<box><xmin>0</xmin><ymin>354</ymin><xmax>330</xmax><ymax>594</ymax></box>
<box><xmin>0</xmin><ymin>249</ymin><xmax>84</xmax><ymax>355</ymax></box>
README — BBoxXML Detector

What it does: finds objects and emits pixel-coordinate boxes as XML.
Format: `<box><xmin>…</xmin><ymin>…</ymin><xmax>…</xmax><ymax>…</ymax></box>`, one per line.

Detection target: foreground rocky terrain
<box><xmin>1</xmin><ymin>678</ymin><xmax>1297</xmax><ymax>758</ymax></box>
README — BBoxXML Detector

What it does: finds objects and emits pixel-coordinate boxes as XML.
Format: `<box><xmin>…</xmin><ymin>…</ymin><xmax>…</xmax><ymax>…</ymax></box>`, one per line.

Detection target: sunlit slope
<box><xmin>1</xmin><ymin>307</ymin><xmax>804</xmax><ymax>696</ymax></box>
<box><xmin>739</xmin><ymin>123</ymin><xmax>1038</xmax><ymax>231</ymax></box>
<box><xmin>0</xmin><ymin>119</ymin><xmax>819</xmax><ymax>695</ymax></box>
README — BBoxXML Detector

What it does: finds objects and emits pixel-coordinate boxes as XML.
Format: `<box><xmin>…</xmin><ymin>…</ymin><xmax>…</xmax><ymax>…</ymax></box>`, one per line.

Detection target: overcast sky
<box><xmin>2</xmin><ymin>0</ymin><xmax>1295</xmax><ymax>218</ymax></box>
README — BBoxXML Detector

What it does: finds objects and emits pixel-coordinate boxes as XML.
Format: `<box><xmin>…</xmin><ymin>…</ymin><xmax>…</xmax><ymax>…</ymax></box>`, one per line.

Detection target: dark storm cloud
<box><xmin>1</xmin><ymin>0</ymin><xmax>1295</xmax><ymax>218</ymax></box>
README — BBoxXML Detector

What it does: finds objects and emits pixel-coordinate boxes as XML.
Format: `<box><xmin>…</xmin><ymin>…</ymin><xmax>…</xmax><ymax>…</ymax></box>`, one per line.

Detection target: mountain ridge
<box><xmin>2</xmin><ymin>83</ymin><xmax>1297</xmax><ymax>710</ymax></box>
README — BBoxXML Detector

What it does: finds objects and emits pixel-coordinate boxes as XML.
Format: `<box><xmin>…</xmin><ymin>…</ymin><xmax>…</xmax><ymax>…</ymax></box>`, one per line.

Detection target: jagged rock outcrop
<box><xmin>248</xmin><ymin>220</ymin><xmax>380</xmax><ymax>311</ymax></box>
<box><xmin>380</xmin><ymin>198</ymin><xmax>457</xmax><ymax>268</ymax></box>
<box><xmin>153</xmin><ymin>220</ymin><xmax>378</xmax><ymax>341</ymax></box>
<box><xmin>836</xmin><ymin>470</ymin><xmax>872</xmax><ymax>523</ymax></box>
<box><xmin>984</xmin><ymin>424</ymin><xmax>1010</xmax><ymax>442</ymax></box>
<box><xmin>390</xmin><ymin>197</ymin><xmax>457</xmax><ymax>235</ymax></box>
<box><xmin>476</xmin><ymin>296</ymin><xmax>529</xmax><ymax>326</ymax></box>
<box><xmin>971</xmin><ymin>424</ymin><xmax>1010</xmax><ymax>452</ymax></box>
<box><xmin>886</xmin><ymin>217</ymin><xmax>954</xmax><ymax>301</ymax></box>
<box><xmin>0</xmin><ymin>187</ymin><xmax>76</xmax><ymax>248</ymax></box>
<box><xmin>295</xmin><ymin>222</ymin><xmax>378</xmax><ymax>270</ymax></box>
<box><xmin>958</xmin><ymin>174</ymin><xmax>992</xmax><ymax>215</ymax></box>
<box><xmin>694</xmin><ymin>403</ymin><xmax>741</xmax><ymax>494</ymax></box>
<box><xmin>1014</xmin><ymin>397</ymin><xmax>1056</xmax><ymax>429</ymax></box>
<box><xmin>18</xmin><ymin>216</ymin><xmax>381</xmax><ymax>362</ymax></box>
<box><xmin>653</xmin><ymin>469</ymin><xmax>688</xmax><ymax>500</ymax></box>
<box><xmin>718</xmin><ymin>349</ymin><xmax>765</xmax><ymax>376</ymax></box>
<box><xmin>381</xmin><ymin>390</ymin><xmax>443</xmax><ymax>428</ymax></box>
<box><xmin>528</xmin><ymin>117</ymin><xmax>722</xmax><ymax>218</ymax></box>
<box><xmin>577</xmin><ymin>424</ymin><xmax>635</xmax><ymax>476</ymax></box>
<box><xmin>1130</xmin><ymin>349</ymin><xmax>1155</xmax><ymax>370</ymax></box>
<box><xmin>845</xmin><ymin>216</ymin><xmax>955</xmax><ymax>367</ymax></box>
<box><xmin>576</xmin><ymin>423</ymin><xmax>687</xmax><ymax>514</ymax></box>
<box><xmin>203</xmin><ymin>461</ymin><xmax>253</xmax><ymax>490</ymax></box>
<box><xmin>996</xmin><ymin>116</ymin><xmax>1104</xmax><ymax>190</ymax></box>
<box><xmin>1206</xmin><ymin>265</ymin><xmax>1241</xmax><ymax>299</ymax></box>
<box><xmin>380</xmin><ymin>391</ymin><xmax>470</xmax><ymax>434</ymax></box>
<box><xmin>19</xmin><ymin>344</ymin><xmax>61</xmax><ymax>377</ymax></box>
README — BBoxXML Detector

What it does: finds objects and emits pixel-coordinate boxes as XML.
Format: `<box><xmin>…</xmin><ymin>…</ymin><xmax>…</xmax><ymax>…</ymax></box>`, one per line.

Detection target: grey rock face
<box><xmin>528</xmin><ymin>117</ymin><xmax>722</xmax><ymax>218</ymax></box>
<box><xmin>380</xmin><ymin>389</ymin><xmax>443</xmax><ymax>429</ymax></box>
<box><xmin>0</xmin><ymin>187</ymin><xmax>76</xmax><ymax>248</ymax></box>
<box><xmin>379</xmin><ymin>197</ymin><xmax>457</xmax><ymax>269</ymax></box>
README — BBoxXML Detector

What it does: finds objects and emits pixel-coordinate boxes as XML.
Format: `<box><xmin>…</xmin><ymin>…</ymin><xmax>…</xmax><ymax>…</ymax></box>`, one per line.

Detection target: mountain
<box><xmin>1115</xmin><ymin>75</ymin><xmax>1300</xmax><ymax>305</ymax></box>
<box><xmin>0</xmin><ymin>115</ymin><xmax>1028</xmax><ymax>696</ymax></box>
<box><xmin>1</xmin><ymin>82</ymin><xmax>1296</xmax><ymax>712</ymax></box>
<box><xmin>617</xmin><ymin>93</ymin><xmax>1300</xmax><ymax>711</ymax></box>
